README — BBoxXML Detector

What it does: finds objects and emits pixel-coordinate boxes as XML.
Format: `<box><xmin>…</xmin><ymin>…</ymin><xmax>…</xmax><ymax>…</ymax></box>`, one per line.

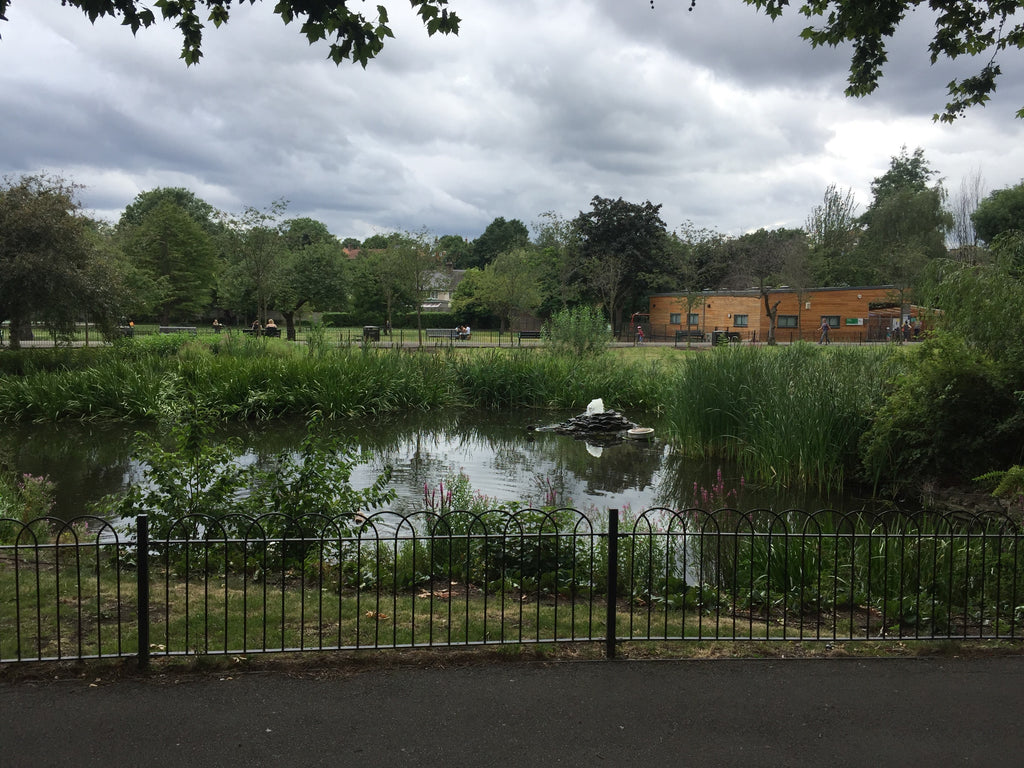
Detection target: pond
<box><xmin>1</xmin><ymin>408</ymin><xmax>865</xmax><ymax>521</ymax></box>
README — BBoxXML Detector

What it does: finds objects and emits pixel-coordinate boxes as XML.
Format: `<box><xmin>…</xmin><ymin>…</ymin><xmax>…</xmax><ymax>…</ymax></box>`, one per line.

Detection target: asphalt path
<box><xmin>3</xmin><ymin>656</ymin><xmax>1023</xmax><ymax>767</ymax></box>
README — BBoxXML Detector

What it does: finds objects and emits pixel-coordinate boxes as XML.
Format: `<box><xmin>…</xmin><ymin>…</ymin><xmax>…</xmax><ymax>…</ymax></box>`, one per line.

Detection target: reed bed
<box><xmin>0</xmin><ymin>342</ymin><xmax>664</xmax><ymax>422</ymax></box>
<box><xmin>0</xmin><ymin>339</ymin><xmax>909</xmax><ymax>495</ymax></box>
<box><xmin>661</xmin><ymin>343</ymin><xmax>907</xmax><ymax>491</ymax></box>
<box><xmin>454</xmin><ymin>349</ymin><xmax>664</xmax><ymax>411</ymax></box>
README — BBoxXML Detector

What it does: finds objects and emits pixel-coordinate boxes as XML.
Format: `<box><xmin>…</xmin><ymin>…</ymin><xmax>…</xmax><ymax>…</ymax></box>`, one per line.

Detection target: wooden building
<box><xmin>648</xmin><ymin>286</ymin><xmax>922</xmax><ymax>343</ymax></box>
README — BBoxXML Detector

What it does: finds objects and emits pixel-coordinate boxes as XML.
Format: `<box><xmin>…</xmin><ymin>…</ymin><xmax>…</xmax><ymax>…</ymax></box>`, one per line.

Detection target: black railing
<box><xmin>2</xmin><ymin>507</ymin><xmax>1021</xmax><ymax>665</ymax></box>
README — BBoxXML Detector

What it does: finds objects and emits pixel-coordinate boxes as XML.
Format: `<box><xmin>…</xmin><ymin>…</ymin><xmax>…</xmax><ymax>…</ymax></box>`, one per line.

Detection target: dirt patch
<box><xmin>3</xmin><ymin>639</ymin><xmax>1022</xmax><ymax>687</ymax></box>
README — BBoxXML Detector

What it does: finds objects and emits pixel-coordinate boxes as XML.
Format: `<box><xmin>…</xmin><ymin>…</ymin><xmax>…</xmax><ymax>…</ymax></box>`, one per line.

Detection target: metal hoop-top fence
<box><xmin>1</xmin><ymin>507</ymin><xmax>1020</xmax><ymax>665</ymax></box>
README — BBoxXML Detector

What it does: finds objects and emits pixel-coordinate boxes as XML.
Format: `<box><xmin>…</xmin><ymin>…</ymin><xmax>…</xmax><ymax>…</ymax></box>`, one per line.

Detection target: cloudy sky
<box><xmin>2</xmin><ymin>2</ymin><xmax>1023</xmax><ymax>241</ymax></box>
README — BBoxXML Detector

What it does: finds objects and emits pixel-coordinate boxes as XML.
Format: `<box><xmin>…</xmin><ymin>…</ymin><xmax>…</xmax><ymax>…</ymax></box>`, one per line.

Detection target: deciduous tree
<box><xmin>572</xmin><ymin>196</ymin><xmax>668</xmax><ymax>334</ymax></box>
<box><xmin>467</xmin><ymin>217</ymin><xmax>530</xmax><ymax>270</ymax></box>
<box><xmin>972</xmin><ymin>180</ymin><xmax>1024</xmax><ymax>245</ymax></box>
<box><xmin>220</xmin><ymin>200</ymin><xmax>288</xmax><ymax>326</ymax></box>
<box><xmin>0</xmin><ymin>1</ymin><xmax>460</xmax><ymax>67</ymax></box>
<box><xmin>805</xmin><ymin>184</ymin><xmax>859</xmax><ymax>285</ymax></box>
<box><xmin>729</xmin><ymin>227</ymin><xmax>809</xmax><ymax>345</ymax></box>
<box><xmin>474</xmin><ymin>248</ymin><xmax>542</xmax><ymax>331</ymax></box>
<box><xmin>275</xmin><ymin>217</ymin><xmax>348</xmax><ymax>340</ymax></box>
<box><xmin>0</xmin><ymin>174</ymin><xmax>120</xmax><ymax>348</ymax></box>
<box><xmin>118</xmin><ymin>199</ymin><xmax>218</xmax><ymax>323</ymax></box>
<box><xmin>949</xmin><ymin>168</ymin><xmax>987</xmax><ymax>263</ymax></box>
<box><xmin>743</xmin><ymin>0</ymin><xmax>1024</xmax><ymax>120</ymax></box>
<box><xmin>858</xmin><ymin>147</ymin><xmax>952</xmax><ymax>305</ymax></box>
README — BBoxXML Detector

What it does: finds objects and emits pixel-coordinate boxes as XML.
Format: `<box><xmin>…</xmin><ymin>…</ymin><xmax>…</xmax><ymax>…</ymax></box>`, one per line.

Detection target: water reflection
<box><xmin>0</xmin><ymin>409</ymin><xmax>861</xmax><ymax>520</ymax></box>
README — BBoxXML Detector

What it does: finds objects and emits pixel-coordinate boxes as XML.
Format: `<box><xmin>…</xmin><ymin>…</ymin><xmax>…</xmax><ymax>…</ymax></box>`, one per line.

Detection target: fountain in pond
<box><xmin>533</xmin><ymin>398</ymin><xmax>638</xmax><ymax>446</ymax></box>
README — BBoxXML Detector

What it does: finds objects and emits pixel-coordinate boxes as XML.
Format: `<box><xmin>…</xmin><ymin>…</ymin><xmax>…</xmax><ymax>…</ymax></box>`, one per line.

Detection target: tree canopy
<box><xmin>857</xmin><ymin>147</ymin><xmax>951</xmax><ymax>292</ymax></box>
<box><xmin>0</xmin><ymin>1</ymin><xmax>460</xmax><ymax>67</ymax></box>
<box><xmin>9</xmin><ymin>2</ymin><xmax>1021</xmax><ymax>120</ymax></box>
<box><xmin>572</xmin><ymin>196</ymin><xmax>668</xmax><ymax>331</ymax></box>
<box><xmin>467</xmin><ymin>217</ymin><xmax>530</xmax><ymax>270</ymax></box>
<box><xmin>119</xmin><ymin>198</ymin><xmax>218</xmax><ymax>323</ymax></box>
<box><xmin>972</xmin><ymin>181</ymin><xmax>1024</xmax><ymax>244</ymax></box>
<box><xmin>744</xmin><ymin>0</ymin><xmax>1024</xmax><ymax>121</ymax></box>
<box><xmin>0</xmin><ymin>174</ymin><xmax>121</xmax><ymax>347</ymax></box>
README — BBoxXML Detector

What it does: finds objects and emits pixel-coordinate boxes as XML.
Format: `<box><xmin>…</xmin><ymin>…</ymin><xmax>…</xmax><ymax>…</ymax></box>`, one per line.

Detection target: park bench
<box><xmin>159</xmin><ymin>326</ymin><xmax>197</xmax><ymax>335</ymax></box>
<box><xmin>674</xmin><ymin>329</ymin><xmax>705</xmax><ymax>344</ymax></box>
<box><xmin>242</xmin><ymin>327</ymin><xmax>281</xmax><ymax>337</ymax></box>
<box><xmin>426</xmin><ymin>328</ymin><xmax>458</xmax><ymax>342</ymax></box>
<box><xmin>517</xmin><ymin>330</ymin><xmax>542</xmax><ymax>345</ymax></box>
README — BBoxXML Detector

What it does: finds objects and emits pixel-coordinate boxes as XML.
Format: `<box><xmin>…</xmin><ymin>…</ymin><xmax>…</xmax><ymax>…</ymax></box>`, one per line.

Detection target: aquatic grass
<box><xmin>661</xmin><ymin>343</ymin><xmax>907</xmax><ymax>491</ymax></box>
<box><xmin>454</xmin><ymin>349</ymin><xmax>662</xmax><ymax>412</ymax></box>
<box><xmin>0</xmin><ymin>358</ymin><xmax>170</xmax><ymax>421</ymax></box>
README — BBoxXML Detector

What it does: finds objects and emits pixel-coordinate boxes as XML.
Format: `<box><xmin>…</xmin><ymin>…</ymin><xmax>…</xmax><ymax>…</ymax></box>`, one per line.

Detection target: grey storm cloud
<box><xmin>1</xmin><ymin>1</ymin><xmax>1022</xmax><ymax>240</ymax></box>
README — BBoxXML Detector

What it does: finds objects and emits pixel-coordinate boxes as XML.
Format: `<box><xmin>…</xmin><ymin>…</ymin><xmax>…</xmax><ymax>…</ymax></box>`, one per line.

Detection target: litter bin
<box><xmin>363</xmin><ymin>325</ymin><xmax>380</xmax><ymax>342</ymax></box>
<box><xmin>711</xmin><ymin>330</ymin><xmax>728</xmax><ymax>346</ymax></box>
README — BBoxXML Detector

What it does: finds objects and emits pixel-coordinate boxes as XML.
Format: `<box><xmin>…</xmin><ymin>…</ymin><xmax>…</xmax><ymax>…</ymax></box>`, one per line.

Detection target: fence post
<box><xmin>136</xmin><ymin>514</ymin><xmax>150</xmax><ymax>669</ymax></box>
<box><xmin>606</xmin><ymin>509</ymin><xmax>618</xmax><ymax>659</ymax></box>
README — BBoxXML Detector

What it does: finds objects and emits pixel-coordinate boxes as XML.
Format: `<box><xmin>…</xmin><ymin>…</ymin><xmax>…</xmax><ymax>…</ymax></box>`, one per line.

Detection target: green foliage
<box><xmin>744</xmin><ymin>0</ymin><xmax>1024</xmax><ymax>121</ymax></box>
<box><xmin>712</xmin><ymin>511</ymin><xmax>1023</xmax><ymax>636</ymax></box>
<box><xmin>805</xmin><ymin>184</ymin><xmax>860</xmax><ymax>286</ymax></box>
<box><xmin>320</xmin><ymin>312</ymin><xmax>358</xmax><ymax>328</ymax></box>
<box><xmin>453</xmin><ymin>348</ymin><xmax>660</xmax><ymax>411</ymax></box>
<box><xmin>542</xmin><ymin>305</ymin><xmax>610</xmax><ymax>357</ymax></box>
<box><xmin>306</xmin><ymin>322</ymin><xmax>330</xmax><ymax>358</ymax></box>
<box><xmin>975</xmin><ymin>466</ymin><xmax>1024</xmax><ymax>512</ymax></box>
<box><xmin>854</xmin><ymin>147</ymin><xmax>951</xmax><ymax>292</ymax></box>
<box><xmin>572</xmin><ymin>196</ymin><xmax>669</xmax><ymax>329</ymax></box>
<box><xmin>474</xmin><ymin>249</ymin><xmax>543</xmax><ymax>331</ymax></box>
<box><xmin>0</xmin><ymin>346</ymin><xmax>109</xmax><ymax>376</ymax></box>
<box><xmin>119</xmin><ymin>199</ymin><xmax>218</xmax><ymax>323</ymax></box>
<box><xmin>92</xmin><ymin>409</ymin><xmax>396</xmax><ymax>570</ymax></box>
<box><xmin>10</xmin><ymin>1</ymin><xmax>461</xmax><ymax>68</ymax></box>
<box><xmin>219</xmin><ymin>200</ymin><xmax>288</xmax><ymax>327</ymax></box>
<box><xmin>972</xmin><ymin>181</ymin><xmax>1024</xmax><ymax>245</ymax></box>
<box><xmin>0</xmin><ymin>174</ymin><xmax>122</xmax><ymax>349</ymax></box>
<box><xmin>0</xmin><ymin>468</ymin><xmax>56</xmax><ymax>544</ymax></box>
<box><xmin>119</xmin><ymin>187</ymin><xmax>219</xmax><ymax>232</ymax></box>
<box><xmin>919</xmin><ymin>253</ymin><xmax>1024</xmax><ymax>370</ymax></box>
<box><xmin>467</xmin><ymin>217</ymin><xmax>530</xmax><ymax>269</ymax></box>
<box><xmin>860</xmin><ymin>334</ymin><xmax>1024</xmax><ymax>489</ymax></box>
<box><xmin>663</xmin><ymin>343</ymin><xmax>906</xmax><ymax>491</ymax></box>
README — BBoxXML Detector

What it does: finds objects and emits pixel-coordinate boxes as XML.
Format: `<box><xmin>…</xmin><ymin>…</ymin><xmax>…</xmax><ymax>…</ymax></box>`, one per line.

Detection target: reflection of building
<box><xmin>422</xmin><ymin>269</ymin><xmax>465</xmax><ymax>312</ymax></box>
<box><xmin>649</xmin><ymin>286</ymin><xmax>926</xmax><ymax>343</ymax></box>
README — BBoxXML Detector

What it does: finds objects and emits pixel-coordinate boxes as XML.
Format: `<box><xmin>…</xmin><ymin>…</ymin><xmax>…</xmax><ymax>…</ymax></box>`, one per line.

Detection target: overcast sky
<box><xmin>2</xmin><ymin>2</ymin><xmax>1023</xmax><ymax>242</ymax></box>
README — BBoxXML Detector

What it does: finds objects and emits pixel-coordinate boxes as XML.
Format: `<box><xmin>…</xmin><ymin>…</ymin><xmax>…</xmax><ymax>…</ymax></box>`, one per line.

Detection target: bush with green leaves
<box><xmin>0</xmin><ymin>464</ymin><xmax>57</xmax><ymax>544</ymax></box>
<box><xmin>542</xmin><ymin>305</ymin><xmax>610</xmax><ymax>357</ymax></box>
<box><xmin>859</xmin><ymin>333</ymin><xmax>1024</xmax><ymax>491</ymax></box>
<box><xmin>92</xmin><ymin>408</ymin><xmax>396</xmax><ymax>575</ymax></box>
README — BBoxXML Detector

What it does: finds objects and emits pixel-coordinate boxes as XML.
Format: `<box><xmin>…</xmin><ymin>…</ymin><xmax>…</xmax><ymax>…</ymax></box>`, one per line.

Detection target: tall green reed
<box><xmin>661</xmin><ymin>343</ymin><xmax>906</xmax><ymax>491</ymax></box>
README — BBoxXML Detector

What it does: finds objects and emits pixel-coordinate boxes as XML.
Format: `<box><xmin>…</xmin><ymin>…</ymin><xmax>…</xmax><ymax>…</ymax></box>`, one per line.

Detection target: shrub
<box><xmin>860</xmin><ymin>333</ymin><xmax>1024</xmax><ymax>490</ymax></box>
<box><xmin>542</xmin><ymin>306</ymin><xmax>610</xmax><ymax>357</ymax></box>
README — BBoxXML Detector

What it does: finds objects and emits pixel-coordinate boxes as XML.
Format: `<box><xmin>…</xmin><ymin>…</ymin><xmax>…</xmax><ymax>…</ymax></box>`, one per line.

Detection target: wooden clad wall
<box><xmin>649</xmin><ymin>287</ymin><xmax>904</xmax><ymax>342</ymax></box>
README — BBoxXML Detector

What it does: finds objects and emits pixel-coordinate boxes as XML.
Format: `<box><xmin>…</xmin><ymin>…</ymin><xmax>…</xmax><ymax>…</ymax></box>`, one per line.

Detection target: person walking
<box><xmin>819</xmin><ymin>320</ymin><xmax>830</xmax><ymax>345</ymax></box>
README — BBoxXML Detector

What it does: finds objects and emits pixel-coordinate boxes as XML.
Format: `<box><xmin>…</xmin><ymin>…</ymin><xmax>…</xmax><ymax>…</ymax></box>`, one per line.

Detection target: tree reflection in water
<box><xmin>2</xmin><ymin>409</ymin><xmax>856</xmax><ymax>521</ymax></box>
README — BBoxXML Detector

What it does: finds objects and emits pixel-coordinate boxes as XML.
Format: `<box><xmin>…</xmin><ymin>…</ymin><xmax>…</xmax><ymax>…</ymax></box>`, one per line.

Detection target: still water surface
<box><xmin>2</xmin><ymin>409</ymin><xmax>859</xmax><ymax>520</ymax></box>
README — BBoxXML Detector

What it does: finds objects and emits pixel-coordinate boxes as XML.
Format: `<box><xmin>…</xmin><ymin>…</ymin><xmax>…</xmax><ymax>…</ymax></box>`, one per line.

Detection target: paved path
<box><xmin>3</xmin><ymin>656</ymin><xmax>1023</xmax><ymax>767</ymax></box>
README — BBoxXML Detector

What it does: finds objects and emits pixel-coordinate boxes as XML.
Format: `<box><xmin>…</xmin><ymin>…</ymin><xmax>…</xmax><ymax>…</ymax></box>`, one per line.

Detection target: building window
<box><xmin>669</xmin><ymin>313</ymin><xmax>681</xmax><ymax>325</ymax></box>
<box><xmin>822</xmin><ymin>315</ymin><xmax>840</xmax><ymax>328</ymax></box>
<box><xmin>777</xmin><ymin>315</ymin><xmax>798</xmax><ymax>328</ymax></box>
<box><xmin>688</xmin><ymin>313</ymin><xmax>700</xmax><ymax>326</ymax></box>
<box><xmin>733</xmin><ymin>314</ymin><xmax>748</xmax><ymax>327</ymax></box>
